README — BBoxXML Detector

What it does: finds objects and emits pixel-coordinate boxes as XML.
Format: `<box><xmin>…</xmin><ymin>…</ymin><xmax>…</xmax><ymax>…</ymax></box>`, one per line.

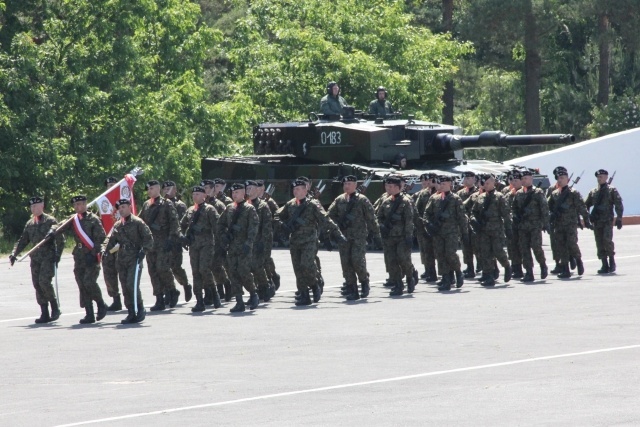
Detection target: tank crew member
<box><xmin>276</xmin><ymin>180</ymin><xmax>346</xmax><ymax>306</ymax></box>
<box><xmin>257</xmin><ymin>180</ymin><xmax>281</xmax><ymax>290</ymax></box>
<box><xmin>102</xmin><ymin>199</ymin><xmax>153</xmax><ymax>324</ymax></box>
<box><xmin>320</xmin><ymin>81</ymin><xmax>347</xmax><ymax>116</ymax></box>
<box><xmin>376</xmin><ymin>175</ymin><xmax>415</xmax><ymax>296</ymax></box>
<box><xmin>424</xmin><ymin>175</ymin><xmax>468</xmax><ymax>291</ymax></box>
<box><xmin>246</xmin><ymin>180</ymin><xmax>275</xmax><ymax>302</ymax></box>
<box><xmin>9</xmin><ymin>196</ymin><xmax>65</xmax><ymax>324</ymax></box>
<box><xmin>503</xmin><ymin>170</ymin><xmax>523</xmax><ymax>279</ymax></box>
<box><xmin>180</xmin><ymin>186</ymin><xmax>221</xmax><ymax>312</ymax></box>
<box><xmin>328</xmin><ymin>175</ymin><xmax>382</xmax><ymax>300</ymax></box>
<box><xmin>547</xmin><ymin>168</ymin><xmax>592</xmax><ymax>278</ymax></box>
<box><xmin>469</xmin><ymin>174</ymin><xmax>513</xmax><ymax>287</ymax></box>
<box><xmin>201</xmin><ymin>179</ymin><xmax>230</xmax><ymax>302</ymax></box>
<box><xmin>216</xmin><ymin>183</ymin><xmax>260</xmax><ymax>312</ymax></box>
<box><xmin>57</xmin><ymin>195</ymin><xmax>108</xmax><ymax>324</ymax></box>
<box><xmin>102</xmin><ymin>176</ymin><xmax>122</xmax><ymax>311</ymax></box>
<box><xmin>512</xmin><ymin>170</ymin><xmax>549</xmax><ymax>282</ymax></box>
<box><xmin>368</xmin><ymin>86</ymin><xmax>394</xmax><ymax>117</ymax></box>
<box><xmin>584</xmin><ymin>169</ymin><xmax>624</xmax><ymax>274</ymax></box>
<box><xmin>162</xmin><ymin>180</ymin><xmax>192</xmax><ymax>304</ymax></box>
<box><xmin>457</xmin><ymin>171</ymin><xmax>479</xmax><ymax>279</ymax></box>
<box><xmin>393</xmin><ymin>153</ymin><xmax>408</xmax><ymax>170</ymax></box>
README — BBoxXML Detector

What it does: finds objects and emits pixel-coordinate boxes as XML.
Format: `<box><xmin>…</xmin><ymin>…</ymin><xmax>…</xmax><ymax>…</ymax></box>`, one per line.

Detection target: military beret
<box><xmin>192</xmin><ymin>186</ymin><xmax>205</xmax><ymax>193</ymax></box>
<box><xmin>70</xmin><ymin>195</ymin><xmax>87</xmax><ymax>204</ymax></box>
<box><xmin>521</xmin><ymin>170</ymin><xmax>533</xmax><ymax>177</ymax></box>
<box><xmin>595</xmin><ymin>169</ymin><xmax>608</xmax><ymax>176</ymax></box>
<box><xmin>162</xmin><ymin>180</ymin><xmax>176</xmax><ymax>189</ymax></box>
<box><xmin>385</xmin><ymin>176</ymin><xmax>402</xmax><ymax>185</ymax></box>
<box><xmin>104</xmin><ymin>176</ymin><xmax>118</xmax><ymax>186</ymax></box>
<box><xmin>256</xmin><ymin>180</ymin><xmax>265</xmax><ymax>187</ymax></box>
<box><xmin>245</xmin><ymin>180</ymin><xmax>258</xmax><ymax>187</ymax></box>
<box><xmin>510</xmin><ymin>170</ymin><xmax>522</xmax><ymax>180</ymax></box>
<box><xmin>419</xmin><ymin>173</ymin><xmax>430</xmax><ymax>180</ymax></box>
<box><xmin>29</xmin><ymin>196</ymin><xmax>44</xmax><ymax>205</ymax></box>
<box><xmin>461</xmin><ymin>171</ymin><xmax>476</xmax><ymax>178</ymax></box>
<box><xmin>553</xmin><ymin>166</ymin><xmax>567</xmax><ymax>175</ymax></box>
<box><xmin>296</xmin><ymin>176</ymin><xmax>311</xmax><ymax>184</ymax></box>
<box><xmin>556</xmin><ymin>170</ymin><xmax>569</xmax><ymax>177</ymax></box>
<box><xmin>213</xmin><ymin>178</ymin><xmax>226</xmax><ymax>185</ymax></box>
<box><xmin>146</xmin><ymin>180</ymin><xmax>160</xmax><ymax>188</ymax></box>
<box><xmin>342</xmin><ymin>175</ymin><xmax>357</xmax><ymax>183</ymax></box>
<box><xmin>438</xmin><ymin>175</ymin><xmax>453</xmax><ymax>182</ymax></box>
<box><xmin>200</xmin><ymin>179</ymin><xmax>215</xmax><ymax>186</ymax></box>
<box><xmin>230</xmin><ymin>183</ymin><xmax>245</xmax><ymax>191</ymax></box>
<box><xmin>115</xmin><ymin>198</ymin><xmax>131</xmax><ymax>208</ymax></box>
<box><xmin>292</xmin><ymin>180</ymin><xmax>307</xmax><ymax>188</ymax></box>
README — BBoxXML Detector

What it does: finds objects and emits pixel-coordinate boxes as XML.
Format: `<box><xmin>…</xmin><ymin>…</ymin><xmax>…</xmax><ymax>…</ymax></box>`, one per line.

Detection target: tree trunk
<box><xmin>597</xmin><ymin>12</ymin><xmax>610</xmax><ymax>106</ymax></box>
<box><xmin>441</xmin><ymin>0</ymin><xmax>454</xmax><ymax>125</ymax></box>
<box><xmin>523</xmin><ymin>0</ymin><xmax>541</xmax><ymax>134</ymax></box>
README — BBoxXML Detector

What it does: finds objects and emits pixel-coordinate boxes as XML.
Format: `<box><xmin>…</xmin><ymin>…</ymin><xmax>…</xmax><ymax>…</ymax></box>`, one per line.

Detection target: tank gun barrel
<box><xmin>435</xmin><ymin>131</ymin><xmax>575</xmax><ymax>152</ymax></box>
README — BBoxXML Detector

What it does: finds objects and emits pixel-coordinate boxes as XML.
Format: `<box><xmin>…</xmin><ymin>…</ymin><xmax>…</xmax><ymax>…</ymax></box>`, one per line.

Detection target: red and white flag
<box><xmin>96</xmin><ymin>174</ymin><xmax>137</xmax><ymax>234</ymax></box>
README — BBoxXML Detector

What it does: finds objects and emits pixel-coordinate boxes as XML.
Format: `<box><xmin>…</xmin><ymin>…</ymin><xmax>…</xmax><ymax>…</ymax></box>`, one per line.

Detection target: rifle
<box><xmin>379</xmin><ymin>195</ymin><xmax>403</xmax><ymax>238</ymax></box>
<box><xmin>570</xmin><ymin>170</ymin><xmax>584</xmax><ymax>188</ymax></box>
<box><xmin>356</xmin><ymin>175</ymin><xmax>373</xmax><ymax>194</ymax></box>
<box><xmin>549</xmin><ymin>186</ymin><xmax>572</xmax><ymax>232</ymax></box>
<box><xmin>425</xmin><ymin>193</ymin><xmax>453</xmax><ymax>236</ymax></box>
<box><xmin>470</xmin><ymin>191</ymin><xmax>493</xmax><ymax>233</ymax></box>
<box><xmin>262</xmin><ymin>184</ymin><xmax>275</xmax><ymax>201</ymax></box>
<box><xmin>281</xmin><ymin>200</ymin><xmax>309</xmax><ymax>237</ymax></box>
<box><xmin>18</xmin><ymin>167</ymin><xmax>143</xmax><ymax>262</ymax></box>
<box><xmin>221</xmin><ymin>203</ymin><xmax>245</xmax><ymax>250</ymax></box>
<box><xmin>338</xmin><ymin>194</ymin><xmax>358</xmax><ymax>230</ymax></box>
<box><xmin>607</xmin><ymin>170</ymin><xmax>616</xmax><ymax>185</ymax></box>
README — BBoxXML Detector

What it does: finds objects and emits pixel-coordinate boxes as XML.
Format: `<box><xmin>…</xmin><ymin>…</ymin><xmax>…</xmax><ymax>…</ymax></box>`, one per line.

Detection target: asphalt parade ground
<box><xmin>1</xmin><ymin>226</ymin><xmax>639</xmax><ymax>426</ymax></box>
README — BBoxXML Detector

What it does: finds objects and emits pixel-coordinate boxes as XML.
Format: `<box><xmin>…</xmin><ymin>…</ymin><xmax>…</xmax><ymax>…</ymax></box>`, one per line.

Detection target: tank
<box><xmin>201</xmin><ymin>113</ymin><xmax>575</xmax><ymax>205</ymax></box>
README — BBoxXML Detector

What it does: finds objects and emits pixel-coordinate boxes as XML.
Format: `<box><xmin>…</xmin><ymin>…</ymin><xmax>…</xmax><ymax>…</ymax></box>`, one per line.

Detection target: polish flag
<box><xmin>96</xmin><ymin>174</ymin><xmax>137</xmax><ymax>234</ymax></box>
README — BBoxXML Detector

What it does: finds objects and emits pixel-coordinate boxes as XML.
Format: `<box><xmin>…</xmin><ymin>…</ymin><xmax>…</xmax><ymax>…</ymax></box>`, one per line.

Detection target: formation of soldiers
<box><xmin>8</xmin><ymin>167</ymin><xmax>624</xmax><ymax>325</ymax></box>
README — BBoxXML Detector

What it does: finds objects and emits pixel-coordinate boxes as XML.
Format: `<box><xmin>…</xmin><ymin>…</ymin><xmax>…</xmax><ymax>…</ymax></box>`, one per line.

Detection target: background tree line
<box><xmin>1</xmin><ymin>0</ymin><xmax>639</xmax><ymax>237</ymax></box>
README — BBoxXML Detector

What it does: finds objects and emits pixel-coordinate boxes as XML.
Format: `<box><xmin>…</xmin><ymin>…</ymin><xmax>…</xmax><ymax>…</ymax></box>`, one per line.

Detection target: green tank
<box><xmin>201</xmin><ymin>112</ymin><xmax>574</xmax><ymax>204</ymax></box>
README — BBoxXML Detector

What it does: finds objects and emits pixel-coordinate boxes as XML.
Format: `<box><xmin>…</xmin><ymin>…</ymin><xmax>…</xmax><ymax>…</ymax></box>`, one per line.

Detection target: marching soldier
<box><xmin>58</xmin><ymin>195</ymin><xmax>108</xmax><ymax>324</ymax></box>
<box><xmin>584</xmin><ymin>169</ymin><xmax>624</xmax><ymax>274</ymax></box>
<box><xmin>257</xmin><ymin>180</ymin><xmax>281</xmax><ymax>290</ymax></box>
<box><xmin>9</xmin><ymin>196</ymin><xmax>64</xmax><ymax>324</ymax></box>
<box><xmin>162</xmin><ymin>180</ymin><xmax>193</xmax><ymax>304</ymax></box>
<box><xmin>179</xmin><ymin>186</ymin><xmax>221</xmax><ymax>312</ymax></box>
<box><xmin>512</xmin><ymin>170</ymin><xmax>549</xmax><ymax>282</ymax></box>
<box><xmin>548</xmin><ymin>166</ymin><xmax>566</xmax><ymax>274</ymax></box>
<box><xmin>139</xmin><ymin>180</ymin><xmax>182</xmax><ymax>311</ymax></box>
<box><xmin>376</xmin><ymin>175</ymin><xmax>415</xmax><ymax>296</ymax></box>
<box><xmin>327</xmin><ymin>175</ymin><xmax>382</xmax><ymax>300</ymax></box>
<box><xmin>216</xmin><ymin>183</ymin><xmax>260</xmax><ymax>312</ymax></box>
<box><xmin>246</xmin><ymin>180</ymin><xmax>275</xmax><ymax>302</ymax></box>
<box><xmin>276</xmin><ymin>180</ymin><xmax>346</xmax><ymax>306</ymax></box>
<box><xmin>102</xmin><ymin>176</ymin><xmax>122</xmax><ymax>311</ymax></box>
<box><xmin>102</xmin><ymin>199</ymin><xmax>153</xmax><ymax>324</ymax></box>
<box><xmin>214</xmin><ymin>178</ymin><xmax>233</xmax><ymax>205</ymax></box>
<box><xmin>469</xmin><ymin>174</ymin><xmax>513</xmax><ymax>287</ymax></box>
<box><xmin>424</xmin><ymin>176</ymin><xmax>468</xmax><ymax>291</ymax></box>
<box><xmin>547</xmin><ymin>168</ymin><xmax>592</xmax><ymax>278</ymax></box>
<box><xmin>202</xmin><ymin>179</ymin><xmax>231</xmax><ymax>302</ymax></box>
<box><xmin>414</xmin><ymin>173</ymin><xmax>438</xmax><ymax>282</ymax></box>
<box><xmin>503</xmin><ymin>170</ymin><xmax>524</xmax><ymax>278</ymax></box>
<box><xmin>457</xmin><ymin>171</ymin><xmax>479</xmax><ymax>278</ymax></box>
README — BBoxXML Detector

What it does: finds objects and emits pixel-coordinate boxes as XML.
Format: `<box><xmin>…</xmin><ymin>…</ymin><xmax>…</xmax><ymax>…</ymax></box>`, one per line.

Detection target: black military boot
<box><xmin>437</xmin><ymin>274</ymin><xmax>452</xmax><ymax>291</ymax></box>
<box><xmin>96</xmin><ymin>298</ymin><xmax>108</xmax><ymax>321</ymax></box>
<box><xmin>120</xmin><ymin>307</ymin><xmax>136</xmax><ymax>324</ymax></box>
<box><xmin>389</xmin><ymin>281</ymin><xmax>404</xmax><ymax>296</ymax></box>
<box><xmin>79</xmin><ymin>304</ymin><xmax>96</xmax><ymax>324</ymax></box>
<box><xmin>503</xmin><ymin>264</ymin><xmax>512</xmax><ymax>283</ymax></box>
<box><xmin>203</xmin><ymin>288</ymin><xmax>214</xmax><ymax>305</ymax></box>
<box><xmin>150</xmin><ymin>294</ymin><xmax>165</xmax><ymax>311</ymax></box>
<box><xmin>230</xmin><ymin>295</ymin><xmax>246</xmax><ymax>313</ymax></box>
<box><xmin>212</xmin><ymin>287</ymin><xmax>222</xmax><ymax>309</ymax></box>
<box><xmin>267</xmin><ymin>281</ymin><xmax>276</xmax><ymax>299</ymax></box>
<box><xmin>50</xmin><ymin>300</ymin><xmax>61</xmax><ymax>321</ymax></box>
<box><xmin>35</xmin><ymin>304</ymin><xmax>51</xmax><ymax>324</ymax></box>
<box><xmin>272</xmin><ymin>273</ymin><xmax>281</xmax><ymax>290</ymax></box>
<box><xmin>550</xmin><ymin>262</ymin><xmax>561</xmax><ymax>274</ymax></box>
<box><xmin>511</xmin><ymin>264</ymin><xmax>524</xmax><ymax>279</ymax></box>
<box><xmin>481</xmin><ymin>276</ymin><xmax>496</xmax><ymax>287</ymax></box>
<box><xmin>383</xmin><ymin>277</ymin><xmax>394</xmax><ymax>287</ymax></box>
<box><xmin>455</xmin><ymin>270</ymin><xmax>464</xmax><ymax>288</ymax></box>
<box><xmin>540</xmin><ymin>263</ymin><xmax>548</xmax><ymax>279</ymax></box>
<box><xmin>576</xmin><ymin>258</ymin><xmax>584</xmax><ymax>275</ymax></box>
<box><xmin>420</xmin><ymin>269</ymin><xmax>428</xmax><ymax>279</ymax></box>
<box><xmin>224</xmin><ymin>281</ymin><xmax>233</xmax><ymax>302</ymax></box>
<box><xmin>295</xmin><ymin>289</ymin><xmax>312</xmax><ymax>306</ymax></box>
<box><xmin>108</xmin><ymin>295</ymin><xmax>122</xmax><ymax>311</ymax></box>
<box><xmin>569</xmin><ymin>256</ymin><xmax>577</xmax><ymax>270</ymax></box>
<box><xmin>557</xmin><ymin>264</ymin><xmax>572</xmax><ymax>279</ymax></box>
<box><xmin>184</xmin><ymin>284</ymin><xmax>193</xmax><ymax>303</ymax></box>
<box><xmin>521</xmin><ymin>267</ymin><xmax>535</xmax><ymax>282</ymax></box>
<box><xmin>216</xmin><ymin>283</ymin><xmax>225</xmax><ymax>302</ymax></box>
<box><xmin>412</xmin><ymin>268</ymin><xmax>419</xmax><ymax>286</ymax></box>
<box><xmin>608</xmin><ymin>256</ymin><xmax>616</xmax><ymax>273</ymax></box>
<box><xmin>163</xmin><ymin>292</ymin><xmax>171</xmax><ymax>306</ymax></box>
<box><xmin>407</xmin><ymin>274</ymin><xmax>416</xmax><ymax>294</ymax></box>
<box><xmin>464</xmin><ymin>263</ymin><xmax>476</xmax><ymax>279</ymax></box>
<box><xmin>248</xmin><ymin>292</ymin><xmax>260</xmax><ymax>310</ymax></box>
<box><xmin>134</xmin><ymin>301</ymin><xmax>146</xmax><ymax>323</ymax></box>
<box><xmin>341</xmin><ymin>282</ymin><xmax>351</xmax><ymax>296</ymax></box>
<box><xmin>169</xmin><ymin>288</ymin><xmax>180</xmax><ymax>308</ymax></box>
<box><xmin>597</xmin><ymin>258</ymin><xmax>609</xmax><ymax>274</ymax></box>
<box><xmin>191</xmin><ymin>291</ymin><xmax>205</xmax><ymax>313</ymax></box>
<box><xmin>425</xmin><ymin>267</ymin><xmax>437</xmax><ymax>282</ymax></box>
<box><xmin>492</xmin><ymin>261</ymin><xmax>500</xmax><ymax>280</ymax></box>
<box><xmin>312</xmin><ymin>285</ymin><xmax>322</xmax><ymax>303</ymax></box>
<box><xmin>346</xmin><ymin>284</ymin><xmax>360</xmax><ymax>301</ymax></box>
<box><xmin>361</xmin><ymin>281</ymin><xmax>370</xmax><ymax>298</ymax></box>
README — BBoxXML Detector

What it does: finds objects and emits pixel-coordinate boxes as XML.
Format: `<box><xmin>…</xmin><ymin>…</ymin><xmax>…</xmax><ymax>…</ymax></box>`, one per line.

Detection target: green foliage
<box><xmin>586</xmin><ymin>94</ymin><xmax>640</xmax><ymax>137</ymax></box>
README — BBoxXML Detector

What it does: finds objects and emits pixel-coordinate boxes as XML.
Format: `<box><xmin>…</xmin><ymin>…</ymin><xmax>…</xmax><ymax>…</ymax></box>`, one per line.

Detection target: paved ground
<box><xmin>1</xmin><ymin>226</ymin><xmax>639</xmax><ymax>426</ymax></box>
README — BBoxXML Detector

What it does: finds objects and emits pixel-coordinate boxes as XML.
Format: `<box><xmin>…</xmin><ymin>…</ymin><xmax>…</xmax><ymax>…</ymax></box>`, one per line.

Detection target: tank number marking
<box><xmin>320</xmin><ymin>131</ymin><xmax>342</xmax><ymax>145</ymax></box>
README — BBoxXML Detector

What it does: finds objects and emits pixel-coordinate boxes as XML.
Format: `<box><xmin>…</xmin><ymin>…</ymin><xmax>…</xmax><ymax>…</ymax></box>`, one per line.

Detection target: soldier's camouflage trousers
<box><xmin>264</xmin><ymin>252</ymin><xmax>278</xmax><ymax>279</ymax></box>
<box><xmin>102</xmin><ymin>252</ymin><xmax>119</xmax><ymax>297</ymax></box>
<box><xmin>227</xmin><ymin>248</ymin><xmax>255</xmax><ymax>296</ymax></box>
<box><xmin>117</xmin><ymin>257</ymin><xmax>144</xmax><ymax>309</ymax></box>
<box><xmin>211</xmin><ymin>244</ymin><xmax>229</xmax><ymax>289</ymax></box>
<box><xmin>30</xmin><ymin>256</ymin><xmax>57</xmax><ymax>305</ymax></box>
<box><xmin>338</xmin><ymin>238</ymin><xmax>368</xmax><ymax>284</ymax></box>
<box><xmin>518</xmin><ymin>227</ymin><xmax>546</xmax><ymax>269</ymax></box>
<box><xmin>251</xmin><ymin>247</ymin><xmax>269</xmax><ymax>288</ymax></box>
<box><xmin>189</xmin><ymin>245</ymin><xmax>214</xmax><ymax>293</ymax></box>
<box><xmin>477</xmin><ymin>230</ymin><xmax>510</xmax><ymax>274</ymax></box>
<box><xmin>507</xmin><ymin>227</ymin><xmax>522</xmax><ymax>264</ymax></box>
<box><xmin>290</xmin><ymin>241</ymin><xmax>319</xmax><ymax>292</ymax></box>
<box><xmin>170</xmin><ymin>247</ymin><xmax>189</xmax><ymax>288</ymax></box>
<box><xmin>73</xmin><ymin>254</ymin><xmax>103</xmax><ymax>307</ymax></box>
<box><xmin>432</xmin><ymin>233</ymin><xmax>461</xmax><ymax>274</ymax></box>
<box><xmin>417</xmin><ymin>232</ymin><xmax>436</xmax><ymax>270</ymax></box>
<box><xmin>551</xmin><ymin>226</ymin><xmax>581</xmax><ymax>264</ymax></box>
<box><xmin>593</xmin><ymin>223</ymin><xmax>615</xmax><ymax>259</ymax></box>
<box><xmin>382</xmin><ymin>236</ymin><xmax>413</xmax><ymax>283</ymax></box>
<box><xmin>147</xmin><ymin>248</ymin><xmax>177</xmax><ymax>296</ymax></box>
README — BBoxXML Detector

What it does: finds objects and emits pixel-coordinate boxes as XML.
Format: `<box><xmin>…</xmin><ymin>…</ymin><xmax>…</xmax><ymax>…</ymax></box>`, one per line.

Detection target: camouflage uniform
<box><xmin>470</xmin><ymin>190</ymin><xmax>512</xmax><ymax>281</ymax></box>
<box><xmin>376</xmin><ymin>193</ymin><xmax>414</xmax><ymax>293</ymax></box>
<box><xmin>102</xmin><ymin>249</ymin><xmax>119</xmax><ymax>298</ymax></box>
<box><xmin>102</xmin><ymin>215</ymin><xmax>154</xmax><ymax>311</ymax></box>
<box><xmin>216</xmin><ymin>192</ymin><xmax>233</xmax><ymax>206</ymax></box>
<box><xmin>512</xmin><ymin>186</ymin><xmax>549</xmax><ymax>277</ymax></box>
<box><xmin>13</xmin><ymin>214</ymin><xmax>65</xmax><ymax>306</ymax></box>
<box><xmin>320</xmin><ymin>94</ymin><xmax>347</xmax><ymax>115</ymax></box>
<box><xmin>457</xmin><ymin>186</ymin><xmax>479</xmax><ymax>275</ymax></box>
<box><xmin>368</xmin><ymin>99</ymin><xmax>394</xmax><ymax>116</ymax></box>
<box><xmin>247</xmin><ymin>197</ymin><xmax>274</xmax><ymax>300</ymax></box>
<box><xmin>180</xmin><ymin>202</ymin><xmax>220</xmax><ymax>295</ymax></box>
<box><xmin>584</xmin><ymin>183</ymin><xmax>623</xmax><ymax>266</ymax></box>
<box><xmin>208</xmin><ymin>196</ymin><xmax>231</xmax><ymax>298</ymax></box>
<box><xmin>216</xmin><ymin>201</ymin><xmax>259</xmax><ymax>297</ymax></box>
<box><xmin>424</xmin><ymin>191</ymin><xmax>468</xmax><ymax>288</ymax></box>
<box><xmin>463</xmin><ymin>190</ymin><xmax>484</xmax><ymax>274</ymax></box>
<box><xmin>502</xmin><ymin>185</ymin><xmax>522</xmax><ymax>269</ymax></box>
<box><xmin>414</xmin><ymin>188</ymin><xmax>437</xmax><ymax>278</ymax></box>
<box><xmin>328</xmin><ymin>192</ymin><xmax>381</xmax><ymax>294</ymax></box>
<box><xmin>167</xmin><ymin>196</ymin><xmax>190</xmax><ymax>290</ymax></box>
<box><xmin>262</xmin><ymin>196</ymin><xmax>280</xmax><ymax>286</ymax></box>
